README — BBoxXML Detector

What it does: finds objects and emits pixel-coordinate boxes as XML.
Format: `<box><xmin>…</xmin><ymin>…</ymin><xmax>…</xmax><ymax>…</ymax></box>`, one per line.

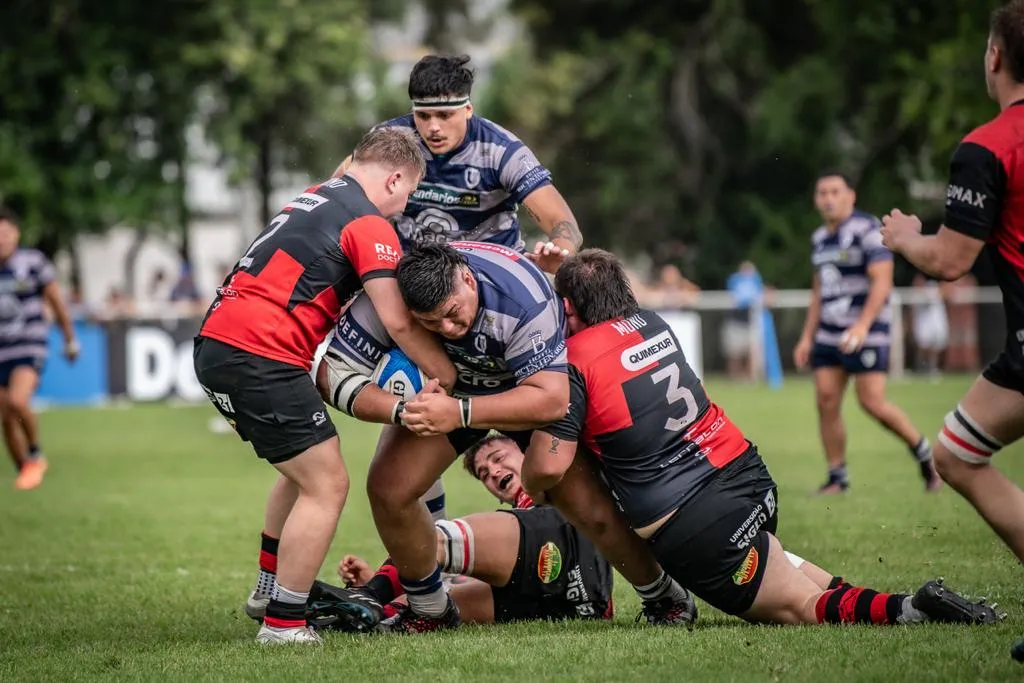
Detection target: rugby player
<box><xmin>335</xmin><ymin>54</ymin><xmax>583</xmax><ymax>274</ymax></box>
<box><xmin>794</xmin><ymin>172</ymin><xmax>940</xmax><ymax>493</ymax></box>
<box><xmin>881</xmin><ymin>0</ymin><xmax>1024</xmax><ymax>564</ymax></box>
<box><xmin>193</xmin><ymin>128</ymin><xmax>455</xmax><ymax>645</ymax></box>
<box><xmin>307</xmin><ymin>434</ymin><xmax>619</xmax><ymax>630</ymax></box>
<box><xmin>0</xmin><ymin>208</ymin><xmax>79</xmax><ymax>490</ymax></box>
<box><xmin>524</xmin><ymin>249</ymin><xmax>1002</xmax><ymax>628</ymax></box>
<box><xmin>317</xmin><ymin>242</ymin><xmax>697</xmax><ymax>633</ymax></box>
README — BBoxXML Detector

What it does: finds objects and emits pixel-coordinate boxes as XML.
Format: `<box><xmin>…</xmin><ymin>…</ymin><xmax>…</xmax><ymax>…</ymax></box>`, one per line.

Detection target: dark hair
<box><xmin>992</xmin><ymin>0</ymin><xmax>1024</xmax><ymax>83</ymax></box>
<box><xmin>815</xmin><ymin>169</ymin><xmax>855</xmax><ymax>190</ymax></box>
<box><xmin>462</xmin><ymin>434</ymin><xmax>515</xmax><ymax>479</ymax></box>
<box><xmin>352</xmin><ymin>126</ymin><xmax>426</xmax><ymax>179</ymax></box>
<box><xmin>408</xmin><ymin>54</ymin><xmax>475</xmax><ymax>101</ymax></box>
<box><xmin>0</xmin><ymin>206</ymin><xmax>21</xmax><ymax>227</ymax></box>
<box><xmin>555</xmin><ymin>248</ymin><xmax>639</xmax><ymax>326</ymax></box>
<box><xmin>396</xmin><ymin>244</ymin><xmax>468</xmax><ymax>313</ymax></box>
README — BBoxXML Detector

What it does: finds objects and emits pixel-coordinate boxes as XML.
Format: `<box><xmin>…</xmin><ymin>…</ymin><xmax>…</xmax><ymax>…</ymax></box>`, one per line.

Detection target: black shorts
<box><xmin>193</xmin><ymin>336</ymin><xmax>336</xmax><ymax>463</ymax></box>
<box><xmin>448</xmin><ymin>427</ymin><xmax>532</xmax><ymax>456</ymax></box>
<box><xmin>0</xmin><ymin>356</ymin><xmax>45</xmax><ymax>387</ymax></box>
<box><xmin>491</xmin><ymin>506</ymin><xmax>614</xmax><ymax>623</ymax></box>
<box><xmin>982</xmin><ymin>347</ymin><xmax>1024</xmax><ymax>395</ymax></box>
<box><xmin>648</xmin><ymin>447</ymin><xmax>778</xmax><ymax>616</ymax></box>
<box><xmin>811</xmin><ymin>342</ymin><xmax>889</xmax><ymax>374</ymax></box>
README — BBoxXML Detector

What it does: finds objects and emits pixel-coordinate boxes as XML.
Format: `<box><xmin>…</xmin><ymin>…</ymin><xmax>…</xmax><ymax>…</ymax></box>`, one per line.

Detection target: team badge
<box><xmin>464</xmin><ymin>167</ymin><xmax>481</xmax><ymax>189</ymax></box>
<box><xmin>732</xmin><ymin>547</ymin><xmax>759</xmax><ymax>585</ymax></box>
<box><xmin>860</xmin><ymin>349</ymin><xmax>877</xmax><ymax>369</ymax></box>
<box><xmin>537</xmin><ymin>541</ymin><xmax>563</xmax><ymax>584</ymax></box>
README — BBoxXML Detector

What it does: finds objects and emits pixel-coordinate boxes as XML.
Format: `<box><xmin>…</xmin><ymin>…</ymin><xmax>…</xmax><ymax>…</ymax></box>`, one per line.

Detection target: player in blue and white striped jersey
<box><xmin>793</xmin><ymin>173</ymin><xmax>939</xmax><ymax>494</ymax></box>
<box><xmin>335</xmin><ymin>54</ymin><xmax>583</xmax><ymax>274</ymax></box>
<box><xmin>0</xmin><ymin>208</ymin><xmax>79</xmax><ymax>490</ymax></box>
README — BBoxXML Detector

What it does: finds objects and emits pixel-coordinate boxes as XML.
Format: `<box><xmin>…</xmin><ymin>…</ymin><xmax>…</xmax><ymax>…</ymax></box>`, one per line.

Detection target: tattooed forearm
<box><xmin>550</xmin><ymin>220</ymin><xmax>583</xmax><ymax>249</ymax></box>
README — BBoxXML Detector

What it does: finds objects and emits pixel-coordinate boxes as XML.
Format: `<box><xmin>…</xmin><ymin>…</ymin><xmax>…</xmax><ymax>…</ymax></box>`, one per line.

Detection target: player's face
<box><xmin>474</xmin><ymin>440</ymin><xmax>525</xmax><ymax>504</ymax></box>
<box><xmin>0</xmin><ymin>220</ymin><xmax>20</xmax><ymax>261</ymax></box>
<box><xmin>413</xmin><ymin>268</ymin><xmax>479</xmax><ymax>339</ymax></box>
<box><xmin>412</xmin><ymin>104</ymin><xmax>472</xmax><ymax>154</ymax></box>
<box><xmin>380</xmin><ymin>169</ymin><xmax>423</xmax><ymax>216</ymax></box>
<box><xmin>813</xmin><ymin>176</ymin><xmax>855</xmax><ymax>224</ymax></box>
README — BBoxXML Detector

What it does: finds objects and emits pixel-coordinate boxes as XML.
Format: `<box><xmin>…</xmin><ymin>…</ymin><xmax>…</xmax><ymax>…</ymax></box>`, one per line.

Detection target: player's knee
<box><xmin>815</xmin><ymin>389</ymin><xmax>842</xmax><ymax>415</ymax></box>
<box><xmin>855</xmin><ymin>393</ymin><xmax>886</xmax><ymax>419</ymax></box>
<box><xmin>366</xmin><ymin>470</ymin><xmax>415</xmax><ymax>515</ymax></box>
<box><xmin>935</xmin><ymin>405</ymin><xmax>1002</xmax><ymax>480</ymax></box>
<box><xmin>6</xmin><ymin>393</ymin><xmax>31</xmax><ymax>416</ymax></box>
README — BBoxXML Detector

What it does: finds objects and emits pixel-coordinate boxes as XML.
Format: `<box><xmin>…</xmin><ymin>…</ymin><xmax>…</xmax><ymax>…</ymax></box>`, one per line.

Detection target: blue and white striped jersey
<box><xmin>811</xmin><ymin>210</ymin><xmax>892</xmax><ymax>348</ymax></box>
<box><xmin>329</xmin><ymin>242</ymin><xmax>567</xmax><ymax>396</ymax></box>
<box><xmin>377</xmin><ymin>114</ymin><xmax>552</xmax><ymax>252</ymax></box>
<box><xmin>0</xmin><ymin>249</ymin><xmax>56</xmax><ymax>362</ymax></box>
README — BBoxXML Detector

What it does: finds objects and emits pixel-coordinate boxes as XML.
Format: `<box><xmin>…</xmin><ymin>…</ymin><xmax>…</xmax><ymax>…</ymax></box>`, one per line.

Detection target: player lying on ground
<box><xmin>316</xmin><ymin>244</ymin><xmax>697</xmax><ymax>633</ymax></box>
<box><xmin>305</xmin><ymin>434</ymin><xmax>631</xmax><ymax>631</ymax></box>
<box><xmin>524</xmin><ymin>248</ymin><xmax>1004</xmax><ymax>628</ymax></box>
<box><xmin>881</xmin><ymin>0</ymin><xmax>1024</xmax><ymax>567</ymax></box>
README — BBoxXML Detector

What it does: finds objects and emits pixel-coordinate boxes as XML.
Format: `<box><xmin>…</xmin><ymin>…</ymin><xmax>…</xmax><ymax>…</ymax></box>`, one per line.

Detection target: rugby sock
<box><xmin>814</xmin><ymin>585</ymin><xmax>908</xmax><ymax>625</ymax></box>
<box><xmin>436</xmin><ymin>519</ymin><xmax>475</xmax><ymax>575</ymax></box>
<box><xmin>26</xmin><ymin>444</ymin><xmax>40</xmax><ymax>462</ymax></box>
<box><xmin>911</xmin><ymin>438</ymin><xmax>935</xmax><ymax>479</ymax></box>
<box><xmin>826</xmin><ymin>463</ymin><xmax>849</xmax><ymax>488</ymax></box>
<box><xmin>422</xmin><ymin>479</ymin><xmax>447</xmax><ymax>523</ymax></box>
<box><xmin>264</xmin><ymin>584</ymin><xmax>308</xmax><ymax>630</ymax></box>
<box><xmin>255</xmin><ymin>532</ymin><xmax>279</xmax><ymax>598</ymax></box>
<box><xmin>365</xmin><ymin>560</ymin><xmax>403</xmax><ymax>604</ymax></box>
<box><xmin>401</xmin><ymin>565</ymin><xmax>448</xmax><ymax>617</ymax></box>
<box><xmin>634</xmin><ymin>570</ymin><xmax>689</xmax><ymax>604</ymax></box>
<box><xmin>828</xmin><ymin>576</ymin><xmax>848</xmax><ymax>590</ymax></box>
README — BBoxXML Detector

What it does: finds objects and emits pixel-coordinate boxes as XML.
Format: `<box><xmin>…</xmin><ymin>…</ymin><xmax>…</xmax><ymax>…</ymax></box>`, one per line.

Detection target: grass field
<box><xmin>1</xmin><ymin>374</ymin><xmax>1021</xmax><ymax>682</ymax></box>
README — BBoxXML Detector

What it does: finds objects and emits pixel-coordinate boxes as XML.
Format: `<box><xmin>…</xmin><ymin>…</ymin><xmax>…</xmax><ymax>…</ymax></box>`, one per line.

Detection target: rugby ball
<box><xmin>371</xmin><ymin>348</ymin><xmax>428</xmax><ymax>400</ymax></box>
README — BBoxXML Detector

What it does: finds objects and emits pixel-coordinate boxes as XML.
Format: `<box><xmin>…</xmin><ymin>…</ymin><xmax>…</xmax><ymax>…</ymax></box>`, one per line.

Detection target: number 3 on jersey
<box><xmin>651</xmin><ymin>362</ymin><xmax>698</xmax><ymax>431</ymax></box>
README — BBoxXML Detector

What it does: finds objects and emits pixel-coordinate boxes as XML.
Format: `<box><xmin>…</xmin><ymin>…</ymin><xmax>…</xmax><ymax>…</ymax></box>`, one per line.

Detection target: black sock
<box><xmin>364</xmin><ymin>559</ymin><xmax>401</xmax><ymax>604</ymax></box>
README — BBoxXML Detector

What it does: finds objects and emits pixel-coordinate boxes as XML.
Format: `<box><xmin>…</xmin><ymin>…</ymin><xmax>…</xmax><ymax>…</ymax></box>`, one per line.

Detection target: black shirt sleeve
<box><xmin>538</xmin><ymin>364</ymin><xmax>587</xmax><ymax>441</ymax></box>
<box><xmin>944</xmin><ymin>141</ymin><xmax>1005</xmax><ymax>240</ymax></box>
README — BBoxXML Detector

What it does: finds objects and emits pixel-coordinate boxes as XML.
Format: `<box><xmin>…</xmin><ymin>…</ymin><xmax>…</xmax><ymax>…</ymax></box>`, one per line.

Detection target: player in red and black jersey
<box><xmin>193</xmin><ymin>127</ymin><xmax>455</xmax><ymax>645</ymax></box>
<box><xmin>524</xmin><ymin>249</ymin><xmax>1001</xmax><ymax>627</ymax></box>
<box><xmin>881</xmin><ymin>1</ymin><xmax>1024</xmax><ymax>566</ymax></box>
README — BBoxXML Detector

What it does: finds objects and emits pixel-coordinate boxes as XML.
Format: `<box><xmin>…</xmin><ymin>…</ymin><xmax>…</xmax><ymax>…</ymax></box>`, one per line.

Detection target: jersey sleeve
<box><xmin>326</xmin><ymin>292</ymin><xmax>395</xmax><ymax>374</ymax></box>
<box><xmin>35</xmin><ymin>253</ymin><xmax>56</xmax><ymax>287</ymax></box>
<box><xmin>539</xmin><ymin>364</ymin><xmax>587</xmax><ymax>441</ymax></box>
<box><xmin>338</xmin><ymin>215</ymin><xmax>403</xmax><ymax>282</ymax></box>
<box><xmin>943</xmin><ymin>140</ymin><xmax>1005</xmax><ymax>240</ymax></box>
<box><xmin>498</xmin><ymin>143</ymin><xmax>553</xmax><ymax>204</ymax></box>
<box><xmin>862</xmin><ymin>222</ymin><xmax>893</xmax><ymax>264</ymax></box>
<box><xmin>505</xmin><ymin>300</ymin><xmax>568</xmax><ymax>382</ymax></box>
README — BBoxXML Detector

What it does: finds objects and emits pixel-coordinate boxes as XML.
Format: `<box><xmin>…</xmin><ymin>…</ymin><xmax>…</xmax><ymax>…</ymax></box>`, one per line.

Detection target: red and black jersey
<box><xmin>540</xmin><ymin>309</ymin><xmax>748</xmax><ymax>529</ymax></box>
<box><xmin>944</xmin><ymin>102</ymin><xmax>1024</xmax><ymax>361</ymax></box>
<box><xmin>199</xmin><ymin>177</ymin><xmax>402</xmax><ymax>370</ymax></box>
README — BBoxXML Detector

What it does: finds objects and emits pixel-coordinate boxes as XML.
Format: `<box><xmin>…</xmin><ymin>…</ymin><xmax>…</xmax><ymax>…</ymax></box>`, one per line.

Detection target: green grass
<box><xmin>1</xmin><ymin>375</ymin><xmax>1021</xmax><ymax>681</ymax></box>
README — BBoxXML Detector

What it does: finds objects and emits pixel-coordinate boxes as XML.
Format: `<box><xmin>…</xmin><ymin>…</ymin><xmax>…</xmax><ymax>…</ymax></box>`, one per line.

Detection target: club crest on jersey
<box><xmin>537</xmin><ymin>541</ymin><xmax>563</xmax><ymax>584</ymax></box>
<box><xmin>732</xmin><ymin>547</ymin><xmax>759</xmax><ymax>585</ymax></box>
<box><xmin>620</xmin><ymin>330</ymin><xmax>677</xmax><ymax>372</ymax></box>
<box><xmin>464</xmin><ymin>167</ymin><xmax>481</xmax><ymax>189</ymax></box>
<box><xmin>860</xmin><ymin>349</ymin><xmax>877</xmax><ymax>368</ymax></box>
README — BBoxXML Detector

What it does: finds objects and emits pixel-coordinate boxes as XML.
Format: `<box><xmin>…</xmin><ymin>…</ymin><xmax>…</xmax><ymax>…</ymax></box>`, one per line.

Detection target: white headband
<box><xmin>411</xmin><ymin>96</ymin><xmax>471</xmax><ymax>111</ymax></box>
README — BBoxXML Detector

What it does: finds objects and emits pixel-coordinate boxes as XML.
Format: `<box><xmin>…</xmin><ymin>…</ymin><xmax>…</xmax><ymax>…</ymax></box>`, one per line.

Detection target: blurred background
<box><xmin>0</xmin><ymin>0</ymin><xmax>1004</xmax><ymax>405</ymax></box>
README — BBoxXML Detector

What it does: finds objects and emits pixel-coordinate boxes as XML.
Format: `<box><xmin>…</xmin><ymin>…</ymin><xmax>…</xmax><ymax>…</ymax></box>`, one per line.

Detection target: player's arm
<box><xmin>853</xmin><ymin>234</ymin><xmax>894</xmax><ymax>329</ymax></box>
<box><xmin>521</xmin><ymin>185</ymin><xmax>583</xmax><ymax>255</ymax></box>
<box><xmin>41</xmin><ymin>269</ymin><xmax>79</xmax><ymax>361</ymax></box>
<box><xmin>466</xmin><ymin>369</ymin><xmax>569</xmax><ymax>431</ymax></box>
<box><xmin>521</xmin><ymin>365</ymin><xmax>587</xmax><ymax>501</ymax></box>
<box><xmin>884</xmin><ymin>141</ymin><xmax>997</xmax><ymax>280</ymax></box>
<box><xmin>342</xmin><ymin>216</ymin><xmax>457</xmax><ymax>392</ymax></box>
<box><xmin>316</xmin><ymin>350</ymin><xmax>409</xmax><ymax>425</ymax></box>
<box><xmin>797</xmin><ymin>272</ymin><xmax>821</xmax><ymax>343</ymax></box>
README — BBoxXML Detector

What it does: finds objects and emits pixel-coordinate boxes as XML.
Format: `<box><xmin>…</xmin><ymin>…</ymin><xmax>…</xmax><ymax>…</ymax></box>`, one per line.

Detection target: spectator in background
<box><xmin>721</xmin><ymin>261</ymin><xmax>764</xmax><ymax>380</ymax></box>
<box><xmin>647</xmin><ymin>264</ymin><xmax>701</xmax><ymax>309</ymax></box>
<box><xmin>169</xmin><ymin>262</ymin><xmax>204</xmax><ymax>316</ymax></box>
<box><xmin>911</xmin><ymin>272</ymin><xmax>949</xmax><ymax>381</ymax></box>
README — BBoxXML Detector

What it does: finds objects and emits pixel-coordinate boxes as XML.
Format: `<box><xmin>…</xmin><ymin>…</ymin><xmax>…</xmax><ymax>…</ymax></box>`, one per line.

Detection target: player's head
<box><xmin>555</xmin><ymin>248</ymin><xmax>639</xmax><ymax>335</ymax></box>
<box><xmin>396</xmin><ymin>243</ymin><xmax>478</xmax><ymax>339</ymax></box>
<box><xmin>988</xmin><ymin>1</ymin><xmax>1024</xmax><ymax>100</ymax></box>
<box><xmin>463</xmin><ymin>435</ymin><xmax>523</xmax><ymax>504</ymax></box>
<box><xmin>813</xmin><ymin>170</ymin><xmax>856</xmax><ymax>226</ymax></box>
<box><xmin>408</xmin><ymin>54</ymin><xmax>475</xmax><ymax>155</ymax></box>
<box><xmin>347</xmin><ymin>127</ymin><xmax>426</xmax><ymax>217</ymax></box>
<box><xmin>0</xmin><ymin>207</ymin><xmax>22</xmax><ymax>262</ymax></box>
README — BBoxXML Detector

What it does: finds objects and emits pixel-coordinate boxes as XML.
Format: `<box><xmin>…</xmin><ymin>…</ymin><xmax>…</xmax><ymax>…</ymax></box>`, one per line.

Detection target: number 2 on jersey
<box><xmin>238</xmin><ymin>212</ymin><xmax>291</xmax><ymax>269</ymax></box>
<box><xmin>651</xmin><ymin>362</ymin><xmax>698</xmax><ymax>431</ymax></box>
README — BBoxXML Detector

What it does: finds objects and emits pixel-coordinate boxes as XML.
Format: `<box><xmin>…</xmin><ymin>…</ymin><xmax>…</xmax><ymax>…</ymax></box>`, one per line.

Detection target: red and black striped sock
<box><xmin>255</xmin><ymin>532</ymin><xmax>279</xmax><ymax>596</ymax></box>
<box><xmin>815</xmin><ymin>585</ymin><xmax>907</xmax><ymax>625</ymax></box>
<box><xmin>828</xmin><ymin>576</ymin><xmax>848</xmax><ymax>590</ymax></box>
<box><xmin>365</xmin><ymin>559</ymin><xmax>403</xmax><ymax>604</ymax></box>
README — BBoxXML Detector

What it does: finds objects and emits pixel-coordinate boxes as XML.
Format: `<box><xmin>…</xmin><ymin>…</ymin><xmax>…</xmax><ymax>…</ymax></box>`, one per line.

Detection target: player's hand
<box><xmin>402</xmin><ymin>392</ymin><xmax>461</xmax><ymax>436</ymax></box>
<box><xmin>419</xmin><ymin>378</ymin><xmax>446</xmax><ymax>395</ymax></box>
<box><xmin>793</xmin><ymin>336</ymin><xmax>812</xmax><ymax>371</ymax></box>
<box><xmin>338</xmin><ymin>554</ymin><xmax>374</xmax><ymax>587</ymax></box>
<box><xmin>839</xmin><ymin>322</ymin><xmax>870</xmax><ymax>355</ymax></box>
<box><xmin>525</xmin><ymin>240</ymin><xmax>570</xmax><ymax>274</ymax></box>
<box><xmin>880</xmin><ymin>209</ymin><xmax>922</xmax><ymax>253</ymax></box>
<box><xmin>64</xmin><ymin>338</ymin><xmax>80</xmax><ymax>363</ymax></box>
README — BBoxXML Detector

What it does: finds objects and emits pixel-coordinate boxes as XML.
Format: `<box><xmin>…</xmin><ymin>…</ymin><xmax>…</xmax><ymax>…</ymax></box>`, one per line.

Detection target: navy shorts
<box><xmin>811</xmin><ymin>343</ymin><xmax>889</xmax><ymax>374</ymax></box>
<box><xmin>0</xmin><ymin>356</ymin><xmax>45</xmax><ymax>388</ymax></box>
